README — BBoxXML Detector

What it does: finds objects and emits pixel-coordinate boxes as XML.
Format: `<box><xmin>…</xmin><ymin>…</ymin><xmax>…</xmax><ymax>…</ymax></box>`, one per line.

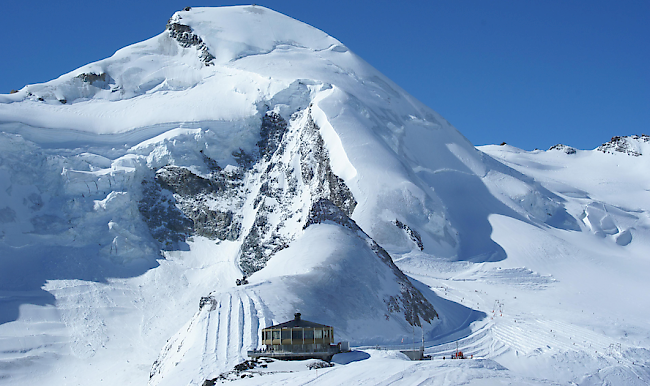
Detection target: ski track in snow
<box><xmin>200</xmin><ymin>289</ymin><xmax>265</xmax><ymax>375</ymax></box>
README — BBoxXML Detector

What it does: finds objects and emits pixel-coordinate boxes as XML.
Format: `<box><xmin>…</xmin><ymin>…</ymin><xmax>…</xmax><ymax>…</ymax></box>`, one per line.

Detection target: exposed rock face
<box><xmin>304</xmin><ymin>198</ymin><xmax>359</xmax><ymax>231</ymax></box>
<box><xmin>155</xmin><ymin>166</ymin><xmax>215</xmax><ymax>196</ymax></box>
<box><xmin>76</xmin><ymin>72</ymin><xmax>110</xmax><ymax>86</ymax></box>
<box><xmin>237</xmin><ymin>112</ymin><xmax>292</xmax><ymax>275</ymax></box>
<box><xmin>394</xmin><ymin>219</ymin><xmax>424</xmax><ymax>251</ymax></box>
<box><xmin>136</xmin><ymin>108</ymin><xmax>358</xmax><ymax>276</ymax></box>
<box><xmin>198</xmin><ymin>296</ymin><xmax>218</xmax><ymax>311</ymax></box>
<box><xmin>138</xmin><ymin>177</ymin><xmax>193</xmax><ymax>250</ymax></box>
<box><xmin>299</xmin><ymin>115</ymin><xmax>356</xmax><ymax>217</ymax></box>
<box><xmin>154</xmin><ymin>166</ymin><xmax>243</xmax><ymax>241</ymax></box>
<box><xmin>238</xmin><ymin>111</ymin><xmax>357</xmax><ymax>275</ymax></box>
<box><xmin>374</xmin><ymin>241</ymin><xmax>438</xmax><ymax>327</ymax></box>
<box><xmin>257</xmin><ymin>111</ymin><xmax>288</xmax><ymax>161</ymax></box>
<box><xmin>305</xmin><ymin>199</ymin><xmax>438</xmax><ymax>327</ymax></box>
<box><xmin>549</xmin><ymin>144</ymin><xmax>577</xmax><ymax>155</ymax></box>
<box><xmin>166</xmin><ymin>17</ymin><xmax>215</xmax><ymax>65</ymax></box>
<box><xmin>238</xmin><ymin>208</ymin><xmax>284</xmax><ymax>275</ymax></box>
<box><xmin>596</xmin><ymin>135</ymin><xmax>648</xmax><ymax>156</ymax></box>
<box><xmin>138</xmin><ymin>153</ymin><xmax>246</xmax><ymax>249</ymax></box>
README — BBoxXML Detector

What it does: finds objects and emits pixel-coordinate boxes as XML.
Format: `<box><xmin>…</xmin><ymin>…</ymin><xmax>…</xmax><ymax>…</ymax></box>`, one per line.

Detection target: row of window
<box><xmin>269</xmin><ymin>344</ymin><xmax>331</xmax><ymax>352</ymax></box>
<box><xmin>264</xmin><ymin>328</ymin><xmax>331</xmax><ymax>341</ymax></box>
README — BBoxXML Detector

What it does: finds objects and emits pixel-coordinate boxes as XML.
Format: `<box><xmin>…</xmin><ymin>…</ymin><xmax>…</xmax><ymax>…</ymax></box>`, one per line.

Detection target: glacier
<box><xmin>1</xmin><ymin>5</ymin><xmax>649</xmax><ymax>386</ymax></box>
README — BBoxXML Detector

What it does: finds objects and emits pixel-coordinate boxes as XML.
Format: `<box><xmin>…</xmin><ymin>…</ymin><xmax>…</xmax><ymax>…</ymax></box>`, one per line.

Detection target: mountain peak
<box><xmin>596</xmin><ymin>134</ymin><xmax>649</xmax><ymax>156</ymax></box>
<box><xmin>4</xmin><ymin>6</ymin><xmax>648</xmax><ymax>386</ymax></box>
<box><xmin>166</xmin><ymin>5</ymin><xmax>342</xmax><ymax>64</ymax></box>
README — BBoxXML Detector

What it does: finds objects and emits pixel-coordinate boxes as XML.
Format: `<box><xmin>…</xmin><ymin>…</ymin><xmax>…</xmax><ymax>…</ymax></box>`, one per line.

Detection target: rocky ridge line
<box><xmin>238</xmin><ymin>110</ymin><xmax>357</xmax><ymax>275</ymax></box>
<box><xmin>305</xmin><ymin>198</ymin><xmax>438</xmax><ymax>327</ymax></box>
<box><xmin>166</xmin><ymin>12</ymin><xmax>215</xmax><ymax>65</ymax></box>
<box><xmin>548</xmin><ymin>144</ymin><xmax>577</xmax><ymax>154</ymax></box>
<box><xmin>596</xmin><ymin>134</ymin><xmax>648</xmax><ymax>156</ymax></box>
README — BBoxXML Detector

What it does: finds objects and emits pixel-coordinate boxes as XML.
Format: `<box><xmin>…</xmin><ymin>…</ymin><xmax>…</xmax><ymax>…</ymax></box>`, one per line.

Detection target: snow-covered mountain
<box><xmin>1</xmin><ymin>6</ymin><xmax>649</xmax><ymax>386</ymax></box>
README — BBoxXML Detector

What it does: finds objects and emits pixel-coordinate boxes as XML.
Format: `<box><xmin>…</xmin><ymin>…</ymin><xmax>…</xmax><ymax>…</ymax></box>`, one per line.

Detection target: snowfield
<box><xmin>1</xmin><ymin>5</ymin><xmax>649</xmax><ymax>386</ymax></box>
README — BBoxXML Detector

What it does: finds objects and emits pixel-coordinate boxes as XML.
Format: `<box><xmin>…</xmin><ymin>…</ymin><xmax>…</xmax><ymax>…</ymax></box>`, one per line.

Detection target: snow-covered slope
<box><xmin>1</xmin><ymin>5</ymin><xmax>649</xmax><ymax>386</ymax></box>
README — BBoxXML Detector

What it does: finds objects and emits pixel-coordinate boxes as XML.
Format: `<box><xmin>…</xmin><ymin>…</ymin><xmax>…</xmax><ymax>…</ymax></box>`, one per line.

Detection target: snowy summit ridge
<box><xmin>1</xmin><ymin>5</ymin><xmax>650</xmax><ymax>386</ymax></box>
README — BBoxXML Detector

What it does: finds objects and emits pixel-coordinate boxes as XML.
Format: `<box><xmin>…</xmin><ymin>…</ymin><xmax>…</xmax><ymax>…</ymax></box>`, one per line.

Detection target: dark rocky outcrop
<box><xmin>75</xmin><ymin>72</ymin><xmax>114</xmax><ymax>89</ymax></box>
<box><xmin>166</xmin><ymin>17</ymin><xmax>215</xmax><ymax>65</ymax></box>
<box><xmin>299</xmin><ymin>115</ymin><xmax>356</xmax><ymax>217</ymax></box>
<box><xmin>303</xmin><ymin>198</ymin><xmax>360</xmax><ymax>231</ymax></box>
<box><xmin>201</xmin><ymin>358</ymin><xmax>272</xmax><ymax>384</ymax></box>
<box><xmin>138</xmin><ymin>155</ymin><xmax>247</xmax><ymax>248</ymax></box>
<box><xmin>549</xmin><ymin>144</ymin><xmax>577</xmax><ymax>155</ymax></box>
<box><xmin>304</xmin><ymin>199</ymin><xmax>438</xmax><ymax>327</ymax></box>
<box><xmin>153</xmin><ymin>166</ymin><xmax>242</xmax><ymax>241</ymax></box>
<box><xmin>189</xmin><ymin>207</ymin><xmax>239</xmax><ymax>241</ymax></box>
<box><xmin>76</xmin><ymin>72</ymin><xmax>107</xmax><ymax>84</ymax></box>
<box><xmin>199</xmin><ymin>296</ymin><xmax>217</xmax><ymax>311</ymax></box>
<box><xmin>231</xmin><ymin>148</ymin><xmax>255</xmax><ymax>169</ymax></box>
<box><xmin>166</xmin><ymin>22</ymin><xmax>200</xmax><ymax>47</ymax></box>
<box><xmin>138</xmin><ymin>177</ymin><xmax>193</xmax><ymax>250</ymax></box>
<box><xmin>374</xmin><ymin>243</ymin><xmax>438</xmax><ymax>327</ymax></box>
<box><xmin>394</xmin><ymin>219</ymin><xmax>424</xmax><ymax>251</ymax></box>
<box><xmin>257</xmin><ymin>111</ymin><xmax>288</xmax><ymax>161</ymax></box>
<box><xmin>237</xmin><ymin>112</ymin><xmax>293</xmax><ymax>275</ymax></box>
<box><xmin>239</xmin><ymin>207</ymin><xmax>289</xmax><ymax>275</ymax></box>
<box><xmin>136</xmin><ymin>109</ymin><xmax>359</xmax><ymax>277</ymax></box>
<box><xmin>596</xmin><ymin>135</ymin><xmax>648</xmax><ymax>156</ymax></box>
<box><xmin>155</xmin><ymin>166</ymin><xmax>216</xmax><ymax>196</ymax></box>
<box><xmin>237</xmin><ymin>111</ymin><xmax>357</xmax><ymax>276</ymax></box>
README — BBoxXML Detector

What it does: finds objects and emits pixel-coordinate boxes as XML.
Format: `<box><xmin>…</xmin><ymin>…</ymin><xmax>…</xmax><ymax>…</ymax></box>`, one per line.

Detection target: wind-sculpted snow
<box><xmin>481</xmin><ymin>142</ymin><xmax>650</xmax><ymax>246</ymax></box>
<box><xmin>2</xmin><ymin>5</ymin><xmax>650</xmax><ymax>386</ymax></box>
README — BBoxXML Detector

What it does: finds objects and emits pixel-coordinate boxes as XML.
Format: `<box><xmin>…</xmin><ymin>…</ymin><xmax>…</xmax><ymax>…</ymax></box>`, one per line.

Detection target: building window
<box><xmin>304</xmin><ymin>329</ymin><xmax>314</xmax><ymax>340</ymax></box>
<box><xmin>314</xmin><ymin>329</ymin><xmax>323</xmax><ymax>339</ymax></box>
<box><xmin>272</xmin><ymin>330</ymin><xmax>280</xmax><ymax>340</ymax></box>
<box><xmin>281</xmin><ymin>330</ymin><xmax>290</xmax><ymax>340</ymax></box>
<box><xmin>292</xmin><ymin>329</ymin><xmax>303</xmax><ymax>340</ymax></box>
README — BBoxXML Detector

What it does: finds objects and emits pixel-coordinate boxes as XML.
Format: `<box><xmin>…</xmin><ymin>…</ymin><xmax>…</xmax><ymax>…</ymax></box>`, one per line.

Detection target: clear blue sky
<box><xmin>1</xmin><ymin>1</ymin><xmax>647</xmax><ymax>150</ymax></box>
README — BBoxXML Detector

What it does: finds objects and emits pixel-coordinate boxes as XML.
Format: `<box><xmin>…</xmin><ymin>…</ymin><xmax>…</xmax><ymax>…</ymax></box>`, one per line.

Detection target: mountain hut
<box><xmin>248</xmin><ymin>313</ymin><xmax>343</xmax><ymax>361</ymax></box>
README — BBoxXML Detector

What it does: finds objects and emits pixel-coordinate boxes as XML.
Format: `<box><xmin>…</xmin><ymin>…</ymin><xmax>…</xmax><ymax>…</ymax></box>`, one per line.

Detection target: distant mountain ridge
<box><xmin>596</xmin><ymin>134</ymin><xmax>649</xmax><ymax>156</ymax></box>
